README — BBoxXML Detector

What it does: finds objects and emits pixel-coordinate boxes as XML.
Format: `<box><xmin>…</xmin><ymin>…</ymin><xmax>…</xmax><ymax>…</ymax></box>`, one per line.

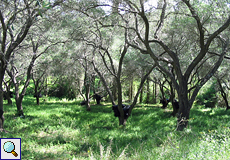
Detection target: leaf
<box><xmin>38</xmin><ymin>10</ymin><xmax>43</xmax><ymax>17</ymax></box>
<box><xmin>11</xmin><ymin>25</ymin><xmax>14</xmax><ymax>30</ymax></box>
<box><xmin>40</xmin><ymin>1</ymin><xmax>52</xmax><ymax>9</ymax></box>
<box><xmin>45</xmin><ymin>5</ymin><xmax>52</xmax><ymax>9</ymax></box>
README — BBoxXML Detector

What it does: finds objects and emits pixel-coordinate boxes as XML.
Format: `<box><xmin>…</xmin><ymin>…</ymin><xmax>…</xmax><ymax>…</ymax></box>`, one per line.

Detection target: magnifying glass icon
<box><xmin>3</xmin><ymin>141</ymin><xmax>18</xmax><ymax>157</ymax></box>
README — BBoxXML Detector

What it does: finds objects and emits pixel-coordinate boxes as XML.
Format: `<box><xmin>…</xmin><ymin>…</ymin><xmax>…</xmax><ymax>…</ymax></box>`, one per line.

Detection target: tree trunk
<box><xmin>35</xmin><ymin>91</ymin><xmax>40</xmax><ymax>105</ymax></box>
<box><xmin>0</xmin><ymin>89</ymin><xmax>4</xmax><ymax>130</ymax></box>
<box><xmin>6</xmin><ymin>90</ymin><xmax>12</xmax><ymax>105</ymax></box>
<box><xmin>92</xmin><ymin>63</ymin><xmax>115</xmax><ymax>105</ymax></box>
<box><xmin>139</xmin><ymin>87</ymin><xmax>143</xmax><ymax>103</ymax></box>
<box><xmin>3</xmin><ymin>80</ymin><xmax>13</xmax><ymax>105</ymax></box>
<box><xmin>9</xmin><ymin>56</ymin><xmax>35</xmax><ymax>116</ymax></box>
<box><xmin>13</xmin><ymin>81</ymin><xmax>24</xmax><ymax>117</ymax></box>
<box><xmin>146</xmin><ymin>78</ymin><xmax>150</xmax><ymax>104</ymax></box>
<box><xmin>112</xmin><ymin>78</ymin><xmax>118</xmax><ymax>101</ymax></box>
<box><xmin>171</xmin><ymin>102</ymin><xmax>179</xmax><ymax>117</ymax></box>
<box><xmin>45</xmin><ymin>78</ymin><xmax>48</xmax><ymax>96</ymax></box>
<box><xmin>217</xmin><ymin>78</ymin><xmax>230</xmax><ymax>110</ymax></box>
<box><xmin>116</xmin><ymin>45</ymin><xmax>128</xmax><ymax>126</ymax></box>
<box><xmin>177</xmin><ymin>107</ymin><xmax>190</xmax><ymax>131</ymax></box>
<box><xmin>159</xmin><ymin>79</ymin><xmax>169</xmax><ymax>109</ymax></box>
<box><xmin>84</xmin><ymin>69</ymin><xmax>91</xmax><ymax>111</ymax></box>
<box><xmin>129</xmin><ymin>65</ymin><xmax>156</xmax><ymax>114</ymax></box>
<box><xmin>169</xmin><ymin>80</ymin><xmax>178</xmax><ymax>116</ymax></box>
<box><xmin>16</xmin><ymin>97</ymin><xmax>24</xmax><ymax>117</ymax></box>
<box><xmin>177</xmin><ymin>104</ymin><xmax>190</xmax><ymax>131</ymax></box>
<box><xmin>91</xmin><ymin>75</ymin><xmax>96</xmax><ymax>94</ymax></box>
<box><xmin>159</xmin><ymin>81</ymin><xmax>166</xmax><ymax>100</ymax></box>
<box><xmin>176</xmin><ymin>84</ymin><xmax>191</xmax><ymax>131</ymax></box>
<box><xmin>36</xmin><ymin>96</ymin><xmax>40</xmax><ymax>105</ymax></box>
<box><xmin>129</xmin><ymin>78</ymin><xmax>133</xmax><ymax>102</ymax></box>
<box><xmin>117</xmin><ymin>78</ymin><xmax>125</xmax><ymax>125</ymax></box>
<box><xmin>0</xmin><ymin>66</ymin><xmax>7</xmax><ymax>130</ymax></box>
<box><xmin>34</xmin><ymin>81</ymin><xmax>40</xmax><ymax>105</ymax></box>
<box><xmin>86</xmin><ymin>84</ymin><xmax>91</xmax><ymax>111</ymax></box>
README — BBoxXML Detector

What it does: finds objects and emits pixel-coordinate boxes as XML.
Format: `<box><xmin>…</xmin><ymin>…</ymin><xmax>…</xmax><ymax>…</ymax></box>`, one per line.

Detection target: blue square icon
<box><xmin>0</xmin><ymin>138</ymin><xmax>21</xmax><ymax>160</ymax></box>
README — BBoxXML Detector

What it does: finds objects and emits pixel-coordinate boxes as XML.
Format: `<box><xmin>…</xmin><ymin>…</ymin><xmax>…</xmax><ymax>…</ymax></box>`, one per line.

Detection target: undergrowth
<box><xmin>1</xmin><ymin>96</ymin><xmax>230</xmax><ymax>159</ymax></box>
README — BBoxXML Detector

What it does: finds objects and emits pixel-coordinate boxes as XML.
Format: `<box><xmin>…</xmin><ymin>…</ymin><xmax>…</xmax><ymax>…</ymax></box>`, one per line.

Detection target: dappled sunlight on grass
<box><xmin>1</xmin><ymin>96</ymin><xmax>230</xmax><ymax>159</ymax></box>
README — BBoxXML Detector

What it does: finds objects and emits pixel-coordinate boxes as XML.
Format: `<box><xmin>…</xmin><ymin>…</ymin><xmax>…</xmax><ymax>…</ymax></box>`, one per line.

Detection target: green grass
<box><xmin>1</xmin><ymin>96</ymin><xmax>230</xmax><ymax>159</ymax></box>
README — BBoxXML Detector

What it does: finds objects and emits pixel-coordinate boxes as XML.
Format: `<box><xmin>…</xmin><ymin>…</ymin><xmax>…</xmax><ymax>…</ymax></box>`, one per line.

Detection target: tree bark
<box><xmin>0</xmin><ymin>0</ymin><xmax>64</xmax><ymax>129</ymax></box>
<box><xmin>129</xmin><ymin>78</ymin><xmax>133</xmax><ymax>102</ymax></box>
<box><xmin>34</xmin><ymin>80</ymin><xmax>40</xmax><ymax>105</ymax></box>
<box><xmin>159</xmin><ymin>80</ymin><xmax>166</xmax><ymax>100</ymax></box>
<box><xmin>116</xmin><ymin>45</ymin><xmax>128</xmax><ymax>126</ymax></box>
<box><xmin>5</xmin><ymin>91</ymin><xmax>12</xmax><ymax>105</ymax></box>
<box><xmin>129</xmin><ymin>65</ymin><xmax>156</xmax><ymax>114</ymax></box>
<box><xmin>0</xmin><ymin>88</ymin><xmax>5</xmax><ymax>130</ymax></box>
<box><xmin>139</xmin><ymin>87</ymin><xmax>143</xmax><ymax>103</ymax></box>
<box><xmin>122</xmin><ymin>0</ymin><xmax>230</xmax><ymax>131</ymax></box>
<box><xmin>176</xmin><ymin>82</ymin><xmax>191</xmax><ymax>131</ymax></box>
<box><xmin>3</xmin><ymin>80</ymin><xmax>13</xmax><ymax>105</ymax></box>
<box><xmin>116</xmin><ymin>76</ymin><xmax>125</xmax><ymax>125</ymax></box>
<box><xmin>112</xmin><ymin>78</ymin><xmax>118</xmax><ymax>101</ymax></box>
<box><xmin>168</xmin><ymin>79</ymin><xmax>178</xmax><ymax>116</ymax></box>
<box><xmin>86</xmin><ymin>84</ymin><xmax>91</xmax><ymax>111</ymax></box>
<box><xmin>217</xmin><ymin>78</ymin><xmax>230</xmax><ymax>110</ymax></box>
<box><xmin>146</xmin><ymin>78</ymin><xmax>150</xmax><ymax>104</ymax></box>
<box><xmin>36</xmin><ymin>96</ymin><xmax>40</xmax><ymax>105</ymax></box>
<box><xmin>8</xmin><ymin>55</ymin><xmax>36</xmax><ymax>116</ymax></box>
<box><xmin>84</xmin><ymin>70</ymin><xmax>91</xmax><ymax>111</ymax></box>
<box><xmin>92</xmin><ymin>62</ymin><xmax>115</xmax><ymax>105</ymax></box>
<box><xmin>16</xmin><ymin>97</ymin><xmax>24</xmax><ymax>117</ymax></box>
<box><xmin>14</xmin><ymin>82</ymin><xmax>24</xmax><ymax>117</ymax></box>
<box><xmin>177</xmin><ymin>104</ymin><xmax>190</xmax><ymax>131</ymax></box>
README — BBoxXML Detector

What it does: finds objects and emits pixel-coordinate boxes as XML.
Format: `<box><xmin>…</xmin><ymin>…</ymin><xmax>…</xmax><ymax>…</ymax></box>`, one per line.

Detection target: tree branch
<box><xmin>154</xmin><ymin>0</ymin><xmax>167</xmax><ymax>38</ymax></box>
<box><xmin>189</xmin><ymin>41</ymin><xmax>229</xmax><ymax>106</ymax></box>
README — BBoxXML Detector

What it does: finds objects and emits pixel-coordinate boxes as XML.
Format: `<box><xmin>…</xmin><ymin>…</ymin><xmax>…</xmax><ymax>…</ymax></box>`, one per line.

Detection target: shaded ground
<box><xmin>1</xmin><ymin>96</ymin><xmax>230</xmax><ymax>159</ymax></box>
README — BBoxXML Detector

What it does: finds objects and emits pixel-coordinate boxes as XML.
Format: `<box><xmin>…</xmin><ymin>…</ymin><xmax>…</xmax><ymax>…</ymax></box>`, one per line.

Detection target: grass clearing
<box><xmin>1</xmin><ymin>96</ymin><xmax>230</xmax><ymax>159</ymax></box>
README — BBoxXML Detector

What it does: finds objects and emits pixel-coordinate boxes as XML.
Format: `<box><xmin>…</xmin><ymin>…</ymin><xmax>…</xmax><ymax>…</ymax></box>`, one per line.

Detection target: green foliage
<box><xmin>48</xmin><ymin>77</ymin><xmax>76</xmax><ymax>100</ymax></box>
<box><xmin>36</xmin><ymin>0</ymin><xmax>52</xmax><ymax>17</ymax></box>
<box><xmin>196</xmin><ymin>82</ymin><xmax>217</xmax><ymax>108</ymax></box>
<box><xmin>1</xmin><ymin>97</ymin><xmax>230</xmax><ymax>159</ymax></box>
<box><xmin>203</xmin><ymin>82</ymin><xmax>217</xmax><ymax>100</ymax></box>
<box><xmin>25</xmin><ymin>81</ymin><xmax>35</xmax><ymax>95</ymax></box>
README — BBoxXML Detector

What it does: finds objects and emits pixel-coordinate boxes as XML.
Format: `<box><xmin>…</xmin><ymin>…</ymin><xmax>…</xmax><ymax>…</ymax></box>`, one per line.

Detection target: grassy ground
<box><xmin>1</xmin><ymin>96</ymin><xmax>230</xmax><ymax>159</ymax></box>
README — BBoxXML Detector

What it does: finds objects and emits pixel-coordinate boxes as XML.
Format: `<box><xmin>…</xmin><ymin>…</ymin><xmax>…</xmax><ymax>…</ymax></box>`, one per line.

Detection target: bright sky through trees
<box><xmin>99</xmin><ymin>0</ymin><xmax>158</xmax><ymax>14</ymax></box>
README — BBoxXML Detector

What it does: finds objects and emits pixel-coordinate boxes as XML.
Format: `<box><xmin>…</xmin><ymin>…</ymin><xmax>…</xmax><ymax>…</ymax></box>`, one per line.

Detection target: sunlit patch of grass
<box><xmin>1</xmin><ymin>96</ymin><xmax>230</xmax><ymax>159</ymax></box>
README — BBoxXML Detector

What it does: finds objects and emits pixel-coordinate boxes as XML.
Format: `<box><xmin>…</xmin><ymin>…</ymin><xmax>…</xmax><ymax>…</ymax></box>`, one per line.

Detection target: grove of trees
<box><xmin>0</xmin><ymin>0</ymin><xmax>230</xmax><ymax>131</ymax></box>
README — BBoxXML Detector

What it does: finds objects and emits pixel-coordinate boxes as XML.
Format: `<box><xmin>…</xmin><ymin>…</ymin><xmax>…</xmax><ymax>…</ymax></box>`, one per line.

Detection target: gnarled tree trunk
<box><xmin>16</xmin><ymin>97</ymin><xmax>24</xmax><ymax>117</ymax></box>
<box><xmin>129</xmin><ymin>78</ymin><xmax>133</xmax><ymax>102</ymax></box>
<box><xmin>177</xmin><ymin>93</ymin><xmax>191</xmax><ymax>131</ymax></box>
<box><xmin>0</xmin><ymin>88</ymin><xmax>4</xmax><ymax>130</ymax></box>
<box><xmin>92</xmin><ymin>62</ymin><xmax>115</xmax><ymax>105</ymax></box>
<box><xmin>153</xmin><ymin>80</ymin><xmax>157</xmax><ymax>104</ymax></box>
<box><xmin>146</xmin><ymin>78</ymin><xmax>150</xmax><ymax>104</ymax></box>
<box><xmin>3</xmin><ymin>80</ymin><xmax>13</xmax><ymax>105</ymax></box>
<box><xmin>84</xmin><ymin>70</ymin><xmax>91</xmax><ymax>111</ymax></box>
<box><xmin>112</xmin><ymin>78</ymin><xmax>118</xmax><ymax>102</ymax></box>
<box><xmin>217</xmin><ymin>78</ymin><xmax>230</xmax><ymax>110</ymax></box>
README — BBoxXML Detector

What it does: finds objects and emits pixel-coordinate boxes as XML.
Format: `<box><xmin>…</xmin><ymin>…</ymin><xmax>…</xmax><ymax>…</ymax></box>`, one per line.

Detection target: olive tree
<box><xmin>109</xmin><ymin>0</ymin><xmax>230</xmax><ymax>130</ymax></box>
<box><xmin>80</xmin><ymin>18</ymin><xmax>155</xmax><ymax>125</ymax></box>
<box><xmin>0</xmin><ymin>0</ymin><xmax>64</xmax><ymax>130</ymax></box>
